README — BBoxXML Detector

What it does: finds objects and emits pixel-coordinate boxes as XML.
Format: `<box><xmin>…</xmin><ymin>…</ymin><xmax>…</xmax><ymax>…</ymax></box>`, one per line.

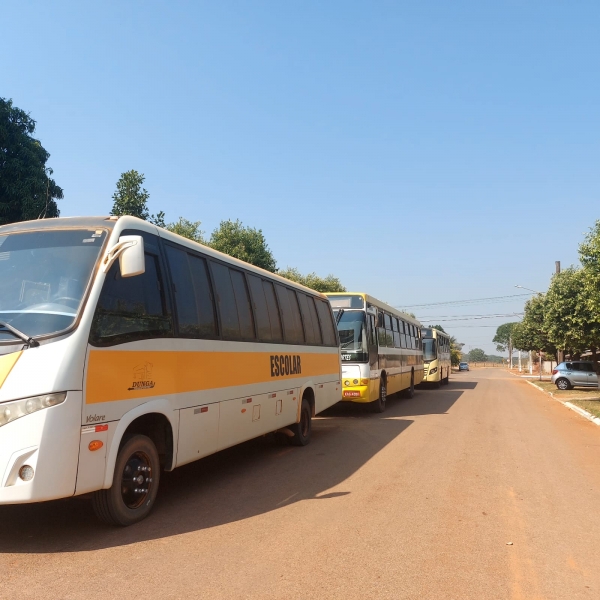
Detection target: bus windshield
<box><xmin>336</xmin><ymin>310</ymin><xmax>367</xmax><ymax>353</ymax></box>
<box><xmin>422</xmin><ymin>338</ymin><xmax>437</xmax><ymax>362</ymax></box>
<box><xmin>0</xmin><ymin>229</ymin><xmax>107</xmax><ymax>342</ymax></box>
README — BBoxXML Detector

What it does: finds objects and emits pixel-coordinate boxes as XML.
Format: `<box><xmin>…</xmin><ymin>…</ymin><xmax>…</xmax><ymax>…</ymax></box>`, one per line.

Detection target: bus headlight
<box><xmin>0</xmin><ymin>393</ymin><xmax>66</xmax><ymax>428</ymax></box>
<box><xmin>430</xmin><ymin>367</ymin><xmax>438</xmax><ymax>374</ymax></box>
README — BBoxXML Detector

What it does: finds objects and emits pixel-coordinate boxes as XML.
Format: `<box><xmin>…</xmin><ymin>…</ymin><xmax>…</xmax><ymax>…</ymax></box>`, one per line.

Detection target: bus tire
<box><xmin>289</xmin><ymin>397</ymin><xmax>312</xmax><ymax>446</ymax></box>
<box><xmin>403</xmin><ymin>373</ymin><xmax>415</xmax><ymax>399</ymax></box>
<box><xmin>92</xmin><ymin>434</ymin><xmax>160</xmax><ymax>527</ymax></box>
<box><xmin>372</xmin><ymin>378</ymin><xmax>387</xmax><ymax>413</ymax></box>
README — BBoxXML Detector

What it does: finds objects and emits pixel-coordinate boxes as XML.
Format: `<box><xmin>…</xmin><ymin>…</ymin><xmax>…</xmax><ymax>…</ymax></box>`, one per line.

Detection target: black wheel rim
<box><xmin>121</xmin><ymin>450</ymin><xmax>153</xmax><ymax>509</ymax></box>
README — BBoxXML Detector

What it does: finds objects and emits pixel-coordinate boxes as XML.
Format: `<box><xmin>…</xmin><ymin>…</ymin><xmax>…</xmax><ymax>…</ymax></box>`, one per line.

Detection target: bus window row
<box><xmin>375</xmin><ymin>310</ymin><xmax>421</xmax><ymax>350</ymax></box>
<box><xmin>90</xmin><ymin>234</ymin><xmax>337</xmax><ymax>347</ymax></box>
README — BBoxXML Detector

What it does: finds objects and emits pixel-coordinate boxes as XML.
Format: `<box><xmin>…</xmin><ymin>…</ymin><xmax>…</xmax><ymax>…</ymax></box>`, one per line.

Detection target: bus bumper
<box><xmin>341</xmin><ymin>385</ymin><xmax>371</xmax><ymax>403</ymax></box>
<box><xmin>0</xmin><ymin>392</ymin><xmax>81</xmax><ymax>504</ymax></box>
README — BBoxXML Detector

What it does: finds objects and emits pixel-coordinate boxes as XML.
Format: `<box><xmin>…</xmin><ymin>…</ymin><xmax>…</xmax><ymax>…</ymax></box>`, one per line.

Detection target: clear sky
<box><xmin>3</xmin><ymin>1</ymin><xmax>599</xmax><ymax>355</ymax></box>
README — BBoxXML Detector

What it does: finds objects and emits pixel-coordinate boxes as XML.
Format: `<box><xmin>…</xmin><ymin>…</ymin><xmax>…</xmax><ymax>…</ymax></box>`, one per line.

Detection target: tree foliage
<box><xmin>493</xmin><ymin>322</ymin><xmax>518</xmax><ymax>352</ymax></box>
<box><xmin>165</xmin><ymin>217</ymin><xmax>205</xmax><ymax>243</ymax></box>
<box><xmin>110</xmin><ymin>170</ymin><xmax>164</xmax><ymax>225</ymax></box>
<box><xmin>511</xmin><ymin>295</ymin><xmax>552</xmax><ymax>354</ymax></box>
<box><xmin>0</xmin><ymin>98</ymin><xmax>63</xmax><ymax>224</ymax></box>
<box><xmin>278</xmin><ymin>267</ymin><xmax>346</xmax><ymax>293</ymax></box>
<box><xmin>209</xmin><ymin>219</ymin><xmax>277</xmax><ymax>272</ymax></box>
<box><xmin>467</xmin><ymin>348</ymin><xmax>487</xmax><ymax>362</ymax></box>
<box><xmin>431</xmin><ymin>325</ymin><xmax>447</xmax><ymax>333</ymax></box>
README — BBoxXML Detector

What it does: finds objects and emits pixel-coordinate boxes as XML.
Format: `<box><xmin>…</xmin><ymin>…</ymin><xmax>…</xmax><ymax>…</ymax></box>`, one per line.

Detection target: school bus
<box><xmin>0</xmin><ymin>216</ymin><xmax>341</xmax><ymax>525</ymax></box>
<box><xmin>325</xmin><ymin>293</ymin><xmax>423</xmax><ymax>412</ymax></box>
<box><xmin>421</xmin><ymin>327</ymin><xmax>451</xmax><ymax>386</ymax></box>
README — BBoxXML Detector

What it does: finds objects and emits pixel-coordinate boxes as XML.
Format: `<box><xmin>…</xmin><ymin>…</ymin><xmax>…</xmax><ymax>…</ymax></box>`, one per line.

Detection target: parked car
<box><xmin>458</xmin><ymin>362</ymin><xmax>469</xmax><ymax>371</ymax></box>
<box><xmin>552</xmin><ymin>361</ymin><xmax>598</xmax><ymax>390</ymax></box>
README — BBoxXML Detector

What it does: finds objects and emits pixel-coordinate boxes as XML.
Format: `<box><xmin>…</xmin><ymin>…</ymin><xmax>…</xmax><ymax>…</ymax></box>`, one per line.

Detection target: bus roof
<box><xmin>325</xmin><ymin>292</ymin><xmax>422</xmax><ymax>326</ymax></box>
<box><xmin>0</xmin><ymin>215</ymin><xmax>329</xmax><ymax>299</ymax></box>
<box><xmin>421</xmin><ymin>327</ymin><xmax>450</xmax><ymax>339</ymax></box>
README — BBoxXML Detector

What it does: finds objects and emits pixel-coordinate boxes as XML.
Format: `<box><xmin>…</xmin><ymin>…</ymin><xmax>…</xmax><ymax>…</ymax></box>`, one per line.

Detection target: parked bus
<box><xmin>421</xmin><ymin>327</ymin><xmax>451</xmax><ymax>386</ymax></box>
<box><xmin>325</xmin><ymin>293</ymin><xmax>423</xmax><ymax>412</ymax></box>
<box><xmin>0</xmin><ymin>216</ymin><xmax>341</xmax><ymax>526</ymax></box>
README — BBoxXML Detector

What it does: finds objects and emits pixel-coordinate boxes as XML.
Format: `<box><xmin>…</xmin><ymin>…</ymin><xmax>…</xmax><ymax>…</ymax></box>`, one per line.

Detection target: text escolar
<box><xmin>270</xmin><ymin>355</ymin><xmax>301</xmax><ymax>377</ymax></box>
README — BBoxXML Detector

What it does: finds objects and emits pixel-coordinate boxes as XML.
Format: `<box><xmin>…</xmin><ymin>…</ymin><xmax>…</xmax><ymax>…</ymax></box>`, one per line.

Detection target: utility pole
<box><xmin>555</xmin><ymin>261</ymin><xmax>564</xmax><ymax>365</ymax></box>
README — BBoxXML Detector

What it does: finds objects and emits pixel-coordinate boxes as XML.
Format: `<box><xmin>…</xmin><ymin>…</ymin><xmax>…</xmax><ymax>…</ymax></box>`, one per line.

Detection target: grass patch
<box><xmin>528</xmin><ymin>380</ymin><xmax>600</xmax><ymax>419</ymax></box>
<box><xmin>571</xmin><ymin>399</ymin><xmax>600</xmax><ymax>420</ymax></box>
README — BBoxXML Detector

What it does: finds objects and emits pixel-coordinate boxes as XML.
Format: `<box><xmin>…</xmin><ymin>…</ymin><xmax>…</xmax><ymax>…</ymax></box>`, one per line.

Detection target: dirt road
<box><xmin>2</xmin><ymin>369</ymin><xmax>600</xmax><ymax>599</ymax></box>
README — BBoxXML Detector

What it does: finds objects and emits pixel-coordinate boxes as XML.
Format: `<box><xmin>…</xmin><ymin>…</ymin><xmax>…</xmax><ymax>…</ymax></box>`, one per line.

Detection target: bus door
<box><xmin>366</xmin><ymin>311</ymin><xmax>378</xmax><ymax>369</ymax></box>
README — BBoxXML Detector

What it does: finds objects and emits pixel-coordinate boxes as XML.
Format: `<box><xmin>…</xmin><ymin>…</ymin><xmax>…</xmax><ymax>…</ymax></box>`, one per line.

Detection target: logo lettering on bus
<box><xmin>270</xmin><ymin>355</ymin><xmax>301</xmax><ymax>377</ymax></box>
<box><xmin>128</xmin><ymin>361</ymin><xmax>156</xmax><ymax>391</ymax></box>
<box><xmin>86</xmin><ymin>414</ymin><xmax>106</xmax><ymax>424</ymax></box>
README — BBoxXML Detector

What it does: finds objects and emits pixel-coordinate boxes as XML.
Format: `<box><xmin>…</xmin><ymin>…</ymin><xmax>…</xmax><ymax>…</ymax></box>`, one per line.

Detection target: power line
<box><xmin>398</xmin><ymin>293</ymin><xmax>532</xmax><ymax>309</ymax></box>
<box><xmin>419</xmin><ymin>314</ymin><xmax>523</xmax><ymax>322</ymax></box>
<box><xmin>417</xmin><ymin>312</ymin><xmax>524</xmax><ymax>319</ymax></box>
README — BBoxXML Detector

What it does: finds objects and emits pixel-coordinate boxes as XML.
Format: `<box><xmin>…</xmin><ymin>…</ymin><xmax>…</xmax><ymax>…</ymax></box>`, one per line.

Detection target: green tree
<box><xmin>166</xmin><ymin>217</ymin><xmax>205</xmax><ymax>243</ymax></box>
<box><xmin>278</xmin><ymin>267</ymin><xmax>346</xmax><ymax>293</ymax></box>
<box><xmin>511</xmin><ymin>295</ymin><xmax>555</xmax><ymax>356</ymax></box>
<box><xmin>0</xmin><ymin>98</ymin><xmax>63</xmax><ymax>224</ymax></box>
<box><xmin>431</xmin><ymin>325</ymin><xmax>447</xmax><ymax>333</ymax></box>
<box><xmin>209</xmin><ymin>219</ymin><xmax>277</xmax><ymax>272</ymax></box>
<box><xmin>468</xmin><ymin>348</ymin><xmax>487</xmax><ymax>362</ymax></box>
<box><xmin>493</xmin><ymin>322</ymin><xmax>519</xmax><ymax>365</ymax></box>
<box><xmin>449</xmin><ymin>335</ymin><xmax>464</xmax><ymax>366</ymax></box>
<box><xmin>110</xmin><ymin>170</ymin><xmax>164</xmax><ymax>225</ymax></box>
<box><xmin>543</xmin><ymin>267</ymin><xmax>600</xmax><ymax>363</ymax></box>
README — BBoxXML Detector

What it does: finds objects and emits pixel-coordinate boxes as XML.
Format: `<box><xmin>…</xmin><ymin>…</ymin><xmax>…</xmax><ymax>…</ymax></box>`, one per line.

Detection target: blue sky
<box><xmin>3</xmin><ymin>1</ymin><xmax>599</xmax><ymax>355</ymax></box>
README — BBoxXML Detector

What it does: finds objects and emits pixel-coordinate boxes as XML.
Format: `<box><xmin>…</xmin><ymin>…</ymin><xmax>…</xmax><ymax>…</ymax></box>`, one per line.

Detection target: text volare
<box><xmin>270</xmin><ymin>355</ymin><xmax>301</xmax><ymax>377</ymax></box>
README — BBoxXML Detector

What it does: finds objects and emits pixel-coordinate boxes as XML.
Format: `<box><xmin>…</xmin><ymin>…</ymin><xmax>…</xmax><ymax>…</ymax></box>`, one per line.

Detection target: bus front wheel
<box><xmin>372</xmin><ymin>379</ymin><xmax>387</xmax><ymax>413</ymax></box>
<box><xmin>92</xmin><ymin>434</ymin><xmax>161</xmax><ymax>527</ymax></box>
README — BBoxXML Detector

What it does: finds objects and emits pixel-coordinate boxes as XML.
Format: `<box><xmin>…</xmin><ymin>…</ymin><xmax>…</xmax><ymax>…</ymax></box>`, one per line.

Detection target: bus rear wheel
<box><xmin>290</xmin><ymin>397</ymin><xmax>312</xmax><ymax>446</ymax></box>
<box><xmin>372</xmin><ymin>379</ymin><xmax>387</xmax><ymax>413</ymax></box>
<box><xmin>92</xmin><ymin>434</ymin><xmax>160</xmax><ymax>527</ymax></box>
<box><xmin>403</xmin><ymin>373</ymin><xmax>415</xmax><ymax>399</ymax></box>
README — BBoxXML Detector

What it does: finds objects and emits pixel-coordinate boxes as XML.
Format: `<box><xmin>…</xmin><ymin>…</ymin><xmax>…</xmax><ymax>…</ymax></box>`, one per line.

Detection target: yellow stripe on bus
<box><xmin>0</xmin><ymin>351</ymin><xmax>22</xmax><ymax>390</ymax></box>
<box><xmin>86</xmin><ymin>349</ymin><xmax>339</xmax><ymax>404</ymax></box>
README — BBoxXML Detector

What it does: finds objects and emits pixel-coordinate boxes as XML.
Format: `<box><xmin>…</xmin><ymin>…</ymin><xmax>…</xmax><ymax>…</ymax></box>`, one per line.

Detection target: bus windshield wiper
<box><xmin>0</xmin><ymin>320</ymin><xmax>40</xmax><ymax>348</ymax></box>
<box><xmin>335</xmin><ymin>309</ymin><xmax>345</xmax><ymax>324</ymax></box>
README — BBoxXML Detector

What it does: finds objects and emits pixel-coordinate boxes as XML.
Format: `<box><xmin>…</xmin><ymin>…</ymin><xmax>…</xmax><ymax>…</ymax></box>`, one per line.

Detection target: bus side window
<box><xmin>230</xmin><ymin>269</ymin><xmax>255</xmax><ymax>340</ymax></box>
<box><xmin>247</xmin><ymin>274</ymin><xmax>273</xmax><ymax>341</ymax></box>
<box><xmin>90</xmin><ymin>252</ymin><xmax>172</xmax><ymax>346</ymax></box>
<box><xmin>275</xmin><ymin>284</ymin><xmax>305</xmax><ymax>344</ymax></box>
<box><xmin>297</xmin><ymin>292</ymin><xmax>322</xmax><ymax>345</ymax></box>
<box><xmin>392</xmin><ymin>317</ymin><xmax>401</xmax><ymax>348</ymax></box>
<box><xmin>315</xmin><ymin>299</ymin><xmax>337</xmax><ymax>346</ymax></box>
<box><xmin>166</xmin><ymin>245</ymin><xmax>217</xmax><ymax>339</ymax></box>
<box><xmin>399</xmin><ymin>320</ymin><xmax>407</xmax><ymax>348</ymax></box>
<box><xmin>188</xmin><ymin>254</ymin><xmax>218</xmax><ymax>337</ymax></box>
<box><xmin>210</xmin><ymin>262</ymin><xmax>241</xmax><ymax>339</ymax></box>
<box><xmin>263</xmin><ymin>280</ymin><xmax>283</xmax><ymax>341</ymax></box>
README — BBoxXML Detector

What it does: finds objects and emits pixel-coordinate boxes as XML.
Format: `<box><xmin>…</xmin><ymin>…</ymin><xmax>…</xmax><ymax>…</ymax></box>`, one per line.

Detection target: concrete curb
<box><xmin>523</xmin><ymin>379</ymin><xmax>600</xmax><ymax>427</ymax></box>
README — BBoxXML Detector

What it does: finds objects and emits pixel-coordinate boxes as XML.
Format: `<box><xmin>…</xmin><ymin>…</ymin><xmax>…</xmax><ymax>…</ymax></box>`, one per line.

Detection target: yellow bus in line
<box><xmin>325</xmin><ymin>293</ymin><xmax>424</xmax><ymax>412</ymax></box>
<box><xmin>0</xmin><ymin>216</ymin><xmax>341</xmax><ymax>526</ymax></box>
<box><xmin>421</xmin><ymin>327</ymin><xmax>451</xmax><ymax>386</ymax></box>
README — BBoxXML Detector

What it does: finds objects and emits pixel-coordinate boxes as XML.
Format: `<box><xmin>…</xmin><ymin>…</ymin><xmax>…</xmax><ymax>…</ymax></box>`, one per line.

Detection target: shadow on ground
<box><xmin>0</xmin><ymin>386</ymin><xmax>464</xmax><ymax>554</ymax></box>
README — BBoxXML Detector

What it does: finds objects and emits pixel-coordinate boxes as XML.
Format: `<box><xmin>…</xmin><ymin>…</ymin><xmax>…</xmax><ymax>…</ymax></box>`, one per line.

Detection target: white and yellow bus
<box><xmin>0</xmin><ymin>216</ymin><xmax>341</xmax><ymax>525</ymax></box>
<box><xmin>324</xmin><ymin>293</ymin><xmax>423</xmax><ymax>412</ymax></box>
<box><xmin>421</xmin><ymin>327</ymin><xmax>451</xmax><ymax>386</ymax></box>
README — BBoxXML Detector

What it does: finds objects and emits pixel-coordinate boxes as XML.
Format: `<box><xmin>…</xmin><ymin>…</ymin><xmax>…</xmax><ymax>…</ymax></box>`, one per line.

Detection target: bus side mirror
<box><xmin>119</xmin><ymin>236</ymin><xmax>145</xmax><ymax>277</ymax></box>
<box><xmin>102</xmin><ymin>235</ymin><xmax>145</xmax><ymax>277</ymax></box>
